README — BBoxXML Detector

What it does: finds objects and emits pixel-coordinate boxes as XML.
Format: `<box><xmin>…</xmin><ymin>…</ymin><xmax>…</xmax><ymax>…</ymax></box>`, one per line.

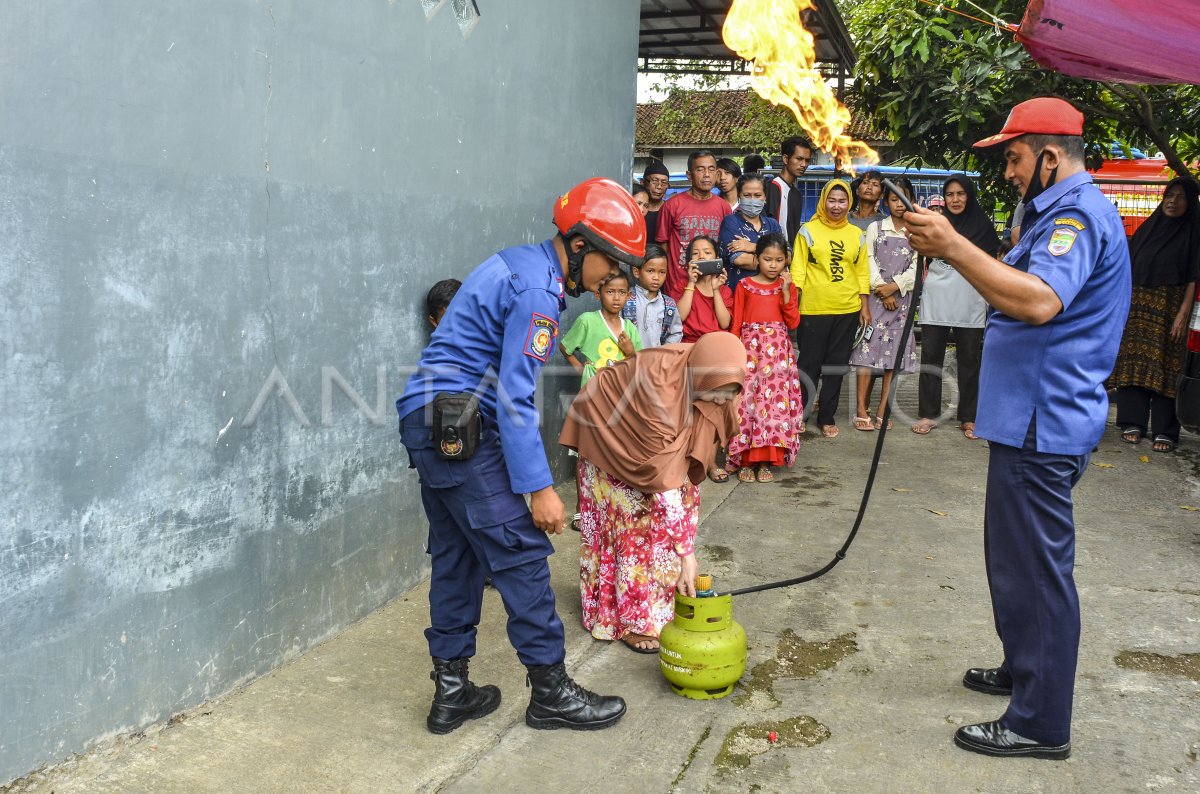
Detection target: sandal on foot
<box><xmin>737</xmin><ymin>467</ymin><xmax>756</xmax><ymax>483</ymax></box>
<box><xmin>708</xmin><ymin>467</ymin><xmax>729</xmax><ymax>483</ymax></box>
<box><xmin>571</xmin><ymin>512</ymin><xmax>582</xmax><ymax>532</ymax></box>
<box><xmin>961</xmin><ymin>422</ymin><xmax>979</xmax><ymax>440</ymax></box>
<box><xmin>756</xmin><ymin>466</ymin><xmax>774</xmax><ymax>483</ymax></box>
<box><xmin>872</xmin><ymin>416</ymin><xmax>893</xmax><ymax>431</ymax></box>
<box><xmin>821</xmin><ymin>424</ymin><xmax>840</xmax><ymax>439</ymax></box>
<box><xmin>1152</xmin><ymin>435</ymin><xmax>1176</xmax><ymax>453</ymax></box>
<box><xmin>853</xmin><ymin>415</ymin><xmax>874</xmax><ymax>431</ymax></box>
<box><xmin>911</xmin><ymin>419</ymin><xmax>937</xmax><ymax>435</ymax></box>
<box><xmin>1120</xmin><ymin>427</ymin><xmax>1143</xmax><ymax>444</ymax></box>
<box><xmin>621</xmin><ymin>633</ymin><xmax>659</xmax><ymax>654</ymax></box>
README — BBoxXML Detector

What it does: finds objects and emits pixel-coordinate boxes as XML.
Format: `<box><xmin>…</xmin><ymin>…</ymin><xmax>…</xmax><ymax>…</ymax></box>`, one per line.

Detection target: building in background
<box><xmin>634</xmin><ymin>87</ymin><xmax>893</xmax><ymax>176</ymax></box>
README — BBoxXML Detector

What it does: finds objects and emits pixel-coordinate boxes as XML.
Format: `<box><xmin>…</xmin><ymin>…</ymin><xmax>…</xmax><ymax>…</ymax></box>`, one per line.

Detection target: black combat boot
<box><xmin>427</xmin><ymin>657</ymin><xmax>501</xmax><ymax>734</ymax></box>
<box><xmin>524</xmin><ymin>662</ymin><xmax>626</xmax><ymax>730</ymax></box>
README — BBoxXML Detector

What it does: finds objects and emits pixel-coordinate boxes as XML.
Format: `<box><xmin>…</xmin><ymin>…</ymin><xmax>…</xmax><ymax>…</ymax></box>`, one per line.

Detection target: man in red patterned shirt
<box><xmin>656</xmin><ymin>150</ymin><xmax>732</xmax><ymax>299</ymax></box>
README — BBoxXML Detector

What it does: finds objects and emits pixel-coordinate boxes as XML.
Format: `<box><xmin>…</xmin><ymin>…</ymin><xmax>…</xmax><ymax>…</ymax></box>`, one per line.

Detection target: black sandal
<box><xmin>1152</xmin><ymin>435</ymin><xmax>1177</xmax><ymax>453</ymax></box>
<box><xmin>1120</xmin><ymin>427</ymin><xmax>1142</xmax><ymax>444</ymax></box>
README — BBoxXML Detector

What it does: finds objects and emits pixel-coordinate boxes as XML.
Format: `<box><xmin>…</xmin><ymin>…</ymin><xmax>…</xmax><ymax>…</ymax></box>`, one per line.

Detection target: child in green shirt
<box><xmin>561</xmin><ymin>271</ymin><xmax>643</xmax><ymax>385</ymax></box>
<box><xmin>562</xmin><ymin>270</ymin><xmax>643</xmax><ymax>532</ymax></box>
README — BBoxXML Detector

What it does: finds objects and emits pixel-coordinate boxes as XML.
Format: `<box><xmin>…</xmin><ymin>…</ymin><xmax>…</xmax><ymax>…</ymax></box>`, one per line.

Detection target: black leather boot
<box><xmin>524</xmin><ymin>662</ymin><xmax>626</xmax><ymax>730</ymax></box>
<box><xmin>427</xmin><ymin>657</ymin><xmax>501</xmax><ymax>734</ymax></box>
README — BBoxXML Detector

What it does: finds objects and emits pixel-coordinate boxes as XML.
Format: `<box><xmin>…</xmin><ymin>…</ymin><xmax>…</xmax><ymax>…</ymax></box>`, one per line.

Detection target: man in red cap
<box><xmin>907</xmin><ymin>98</ymin><xmax>1131</xmax><ymax>759</ymax></box>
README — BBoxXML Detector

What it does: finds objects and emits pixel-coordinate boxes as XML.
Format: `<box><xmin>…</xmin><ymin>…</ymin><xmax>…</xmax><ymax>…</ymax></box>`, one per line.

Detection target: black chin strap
<box><xmin>562</xmin><ymin>234</ymin><xmax>593</xmax><ymax>297</ymax></box>
<box><xmin>561</xmin><ymin>233</ymin><xmax>633</xmax><ymax>297</ymax></box>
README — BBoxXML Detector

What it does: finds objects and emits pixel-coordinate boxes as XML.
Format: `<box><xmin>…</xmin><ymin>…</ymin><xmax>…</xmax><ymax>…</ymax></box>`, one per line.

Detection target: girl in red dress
<box><xmin>726</xmin><ymin>233</ymin><xmax>803</xmax><ymax>483</ymax></box>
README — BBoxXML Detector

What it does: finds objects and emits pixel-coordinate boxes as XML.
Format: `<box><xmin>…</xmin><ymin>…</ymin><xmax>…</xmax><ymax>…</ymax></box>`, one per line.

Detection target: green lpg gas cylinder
<box><xmin>658</xmin><ymin>581</ymin><xmax>747</xmax><ymax>700</ymax></box>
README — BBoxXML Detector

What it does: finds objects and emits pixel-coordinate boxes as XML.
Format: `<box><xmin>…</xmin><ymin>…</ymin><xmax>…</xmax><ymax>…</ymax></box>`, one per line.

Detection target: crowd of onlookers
<box><xmin>617</xmin><ymin>139</ymin><xmax>1197</xmax><ymax>459</ymax></box>
<box><xmin>419</xmin><ymin>142</ymin><xmax>1198</xmax><ymax>654</ymax></box>
<box><xmin>615</xmin><ymin>140</ymin><xmax>1003</xmax><ymax>484</ymax></box>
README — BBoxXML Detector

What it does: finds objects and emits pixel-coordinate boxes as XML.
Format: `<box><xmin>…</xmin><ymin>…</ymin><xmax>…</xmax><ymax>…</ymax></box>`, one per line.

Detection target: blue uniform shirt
<box><xmin>396</xmin><ymin>239</ymin><xmax>565</xmax><ymax>494</ymax></box>
<box><xmin>975</xmin><ymin>171</ymin><xmax>1131</xmax><ymax>455</ymax></box>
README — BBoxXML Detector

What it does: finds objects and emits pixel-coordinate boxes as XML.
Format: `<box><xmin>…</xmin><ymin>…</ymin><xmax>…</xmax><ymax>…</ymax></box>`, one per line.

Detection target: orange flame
<box><xmin>723</xmin><ymin>0</ymin><xmax>878</xmax><ymax>171</ymax></box>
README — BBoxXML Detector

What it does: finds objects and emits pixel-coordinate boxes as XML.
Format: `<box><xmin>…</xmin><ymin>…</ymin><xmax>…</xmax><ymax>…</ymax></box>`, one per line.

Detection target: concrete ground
<box><xmin>9</xmin><ymin>376</ymin><xmax>1200</xmax><ymax>793</ymax></box>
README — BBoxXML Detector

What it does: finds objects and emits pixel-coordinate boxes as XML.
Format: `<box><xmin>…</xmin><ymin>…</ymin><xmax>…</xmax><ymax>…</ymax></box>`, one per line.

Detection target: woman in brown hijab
<box><xmin>560</xmin><ymin>333</ymin><xmax>746</xmax><ymax>653</ymax></box>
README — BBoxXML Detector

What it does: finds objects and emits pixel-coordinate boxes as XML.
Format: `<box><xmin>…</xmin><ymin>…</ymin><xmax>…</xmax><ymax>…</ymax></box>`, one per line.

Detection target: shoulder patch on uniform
<box><xmin>524</xmin><ymin>313</ymin><xmax>557</xmax><ymax>361</ymax></box>
<box><xmin>1047</xmin><ymin>227</ymin><xmax>1078</xmax><ymax>256</ymax></box>
<box><xmin>1054</xmin><ymin>217</ymin><xmax>1086</xmax><ymax>231</ymax></box>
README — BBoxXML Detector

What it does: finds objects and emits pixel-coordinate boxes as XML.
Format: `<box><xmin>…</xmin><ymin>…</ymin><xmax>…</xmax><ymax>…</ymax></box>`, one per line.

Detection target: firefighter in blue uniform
<box><xmin>396</xmin><ymin>177</ymin><xmax>646</xmax><ymax>734</ymax></box>
<box><xmin>906</xmin><ymin>98</ymin><xmax>1131</xmax><ymax>759</ymax></box>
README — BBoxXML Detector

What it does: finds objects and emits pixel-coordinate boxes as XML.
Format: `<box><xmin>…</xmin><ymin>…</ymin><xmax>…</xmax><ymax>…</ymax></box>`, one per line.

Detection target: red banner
<box><xmin>1017</xmin><ymin>0</ymin><xmax>1200</xmax><ymax>85</ymax></box>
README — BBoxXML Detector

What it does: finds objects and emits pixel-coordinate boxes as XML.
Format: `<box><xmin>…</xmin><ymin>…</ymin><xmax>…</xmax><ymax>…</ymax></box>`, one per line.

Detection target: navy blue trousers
<box><xmin>400</xmin><ymin>410</ymin><xmax>565</xmax><ymax>666</ymax></box>
<box><xmin>985</xmin><ymin>424</ymin><xmax>1088</xmax><ymax>745</ymax></box>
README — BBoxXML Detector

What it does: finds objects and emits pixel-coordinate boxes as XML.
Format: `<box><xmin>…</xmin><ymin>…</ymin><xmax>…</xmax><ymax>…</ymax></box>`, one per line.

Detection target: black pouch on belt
<box><xmin>432</xmin><ymin>392</ymin><xmax>481</xmax><ymax>460</ymax></box>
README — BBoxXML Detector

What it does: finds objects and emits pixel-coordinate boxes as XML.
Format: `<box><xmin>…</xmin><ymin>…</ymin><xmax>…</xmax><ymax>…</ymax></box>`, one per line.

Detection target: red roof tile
<box><xmin>636</xmin><ymin>88</ymin><xmax>889</xmax><ymax>148</ymax></box>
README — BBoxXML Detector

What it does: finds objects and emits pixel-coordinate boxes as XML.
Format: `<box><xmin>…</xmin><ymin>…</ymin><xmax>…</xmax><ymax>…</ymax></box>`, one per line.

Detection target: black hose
<box><xmin>729</xmin><ymin>182</ymin><xmax>924</xmax><ymax>597</ymax></box>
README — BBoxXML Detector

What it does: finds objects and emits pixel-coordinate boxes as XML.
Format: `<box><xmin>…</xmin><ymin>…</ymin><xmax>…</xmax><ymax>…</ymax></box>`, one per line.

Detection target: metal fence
<box><xmin>662</xmin><ymin>170</ymin><xmax>1171</xmax><ymax>236</ymax></box>
<box><xmin>665</xmin><ymin>166</ymin><xmax>978</xmax><ymax>225</ymax></box>
<box><xmin>1093</xmin><ymin>178</ymin><xmax>1168</xmax><ymax>236</ymax></box>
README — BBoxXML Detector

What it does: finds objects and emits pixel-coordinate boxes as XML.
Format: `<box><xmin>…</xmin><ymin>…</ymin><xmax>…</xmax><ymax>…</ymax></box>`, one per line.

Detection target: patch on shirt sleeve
<box><xmin>524</xmin><ymin>313</ymin><xmax>558</xmax><ymax>361</ymax></box>
<box><xmin>1047</xmin><ymin>227</ymin><xmax>1078</xmax><ymax>257</ymax></box>
<box><xmin>1054</xmin><ymin>217</ymin><xmax>1086</xmax><ymax>231</ymax></box>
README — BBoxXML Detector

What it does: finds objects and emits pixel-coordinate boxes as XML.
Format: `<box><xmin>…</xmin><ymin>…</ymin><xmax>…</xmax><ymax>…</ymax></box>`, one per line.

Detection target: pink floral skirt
<box><xmin>577</xmin><ymin>459</ymin><xmax>699</xmax><ymax>640</ymax></box>
<box><xmin>727</xmin><ymin>322</ymin><xmax>803</xmax><ymax>469</ymax></box>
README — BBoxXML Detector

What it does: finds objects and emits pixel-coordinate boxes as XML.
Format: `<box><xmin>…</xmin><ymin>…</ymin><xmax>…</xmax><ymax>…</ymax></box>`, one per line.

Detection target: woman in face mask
<box><xmin>718</xmin><ymin>173</ymin><xmax>786</xmax><ymax>291</ymax></box>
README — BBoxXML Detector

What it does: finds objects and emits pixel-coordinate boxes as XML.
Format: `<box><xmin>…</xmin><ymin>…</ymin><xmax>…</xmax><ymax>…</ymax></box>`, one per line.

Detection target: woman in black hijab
<box><xmin>1110</xmin><ymin>177</ymin><xmax>1200</xmax><ymax>452</ymax></box>
<box><xmin>913</xmin><ymin>174</ymin><xmax>999</xmax><ymax>438</ymax></box>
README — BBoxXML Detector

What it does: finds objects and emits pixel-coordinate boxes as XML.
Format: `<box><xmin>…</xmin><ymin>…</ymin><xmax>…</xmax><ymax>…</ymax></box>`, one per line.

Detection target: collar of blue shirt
<box><xmin>634</xmin><ymin>284</ymin><xmax>662</xmax><ymax>303</ymax></box>
<box><xmin>1027</xmin><ymin>170</ymin><xmax>1093</xmax><ymax>216</ymax></box>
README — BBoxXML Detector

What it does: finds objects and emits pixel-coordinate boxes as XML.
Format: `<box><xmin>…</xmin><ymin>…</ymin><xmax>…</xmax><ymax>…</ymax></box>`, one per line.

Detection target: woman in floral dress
<box><xmin>559</xmin><ymin>333</ymin><xmax>746</xmax><ymax>653</ymax></box>
<box><xmin>850</xmin><ymin>178</ymin><xmax>919</xmax><ymax>430</ymax></box>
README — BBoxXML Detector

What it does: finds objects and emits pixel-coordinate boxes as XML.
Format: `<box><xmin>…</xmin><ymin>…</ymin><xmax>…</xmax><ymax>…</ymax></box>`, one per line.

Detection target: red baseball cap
<box><xmin>972</xmin><ymin>97</ymin><xmax>1084</xmax><ymax>149</ymax></box>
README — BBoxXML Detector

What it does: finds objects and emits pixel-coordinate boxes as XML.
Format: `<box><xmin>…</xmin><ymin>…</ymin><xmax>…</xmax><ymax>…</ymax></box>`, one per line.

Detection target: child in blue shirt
<box><xmin>622</xmin><ymin>244</ymin><xmax>683</xmax><ymax>347</ymax></box>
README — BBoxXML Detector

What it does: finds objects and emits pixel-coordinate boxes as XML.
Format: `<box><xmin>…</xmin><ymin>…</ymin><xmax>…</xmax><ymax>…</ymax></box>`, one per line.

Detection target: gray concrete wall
<box><xmin>0</xmin><ymin>0</ymin><xmax>638</xmax><ymax>782</ymax></box>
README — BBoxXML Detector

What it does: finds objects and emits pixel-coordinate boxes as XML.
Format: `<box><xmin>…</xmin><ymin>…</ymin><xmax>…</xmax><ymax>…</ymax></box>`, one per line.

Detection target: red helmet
<box><xmin>553</xmin><ymin>177</ymin><xmax>647</xmax><ymax>269</ymax></box>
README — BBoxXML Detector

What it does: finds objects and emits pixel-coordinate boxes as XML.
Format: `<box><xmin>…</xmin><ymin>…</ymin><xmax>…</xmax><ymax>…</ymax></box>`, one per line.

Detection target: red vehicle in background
<box><xmin>1086</xmin><ymin>157</ymin><xmax>1200</xmax><ymax>433</ymax></box>
<box><xmin>1089</xmin><ymin>157</ymin><xmax>1173</xmax><ymax>236</ymax></box>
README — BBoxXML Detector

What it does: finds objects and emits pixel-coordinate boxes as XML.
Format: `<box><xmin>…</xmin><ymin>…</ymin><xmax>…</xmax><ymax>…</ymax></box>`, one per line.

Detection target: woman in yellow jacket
<box><xmin>790</xmin><ymin>179</ymin><xmax>871</xmax><ymax>438</ymax></box>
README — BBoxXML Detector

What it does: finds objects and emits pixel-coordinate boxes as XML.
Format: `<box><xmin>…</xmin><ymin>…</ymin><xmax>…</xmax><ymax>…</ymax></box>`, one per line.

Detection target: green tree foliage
<box><xmin>840</xmin><ymin>0</ymin><xmax>1200</xmax><ymax>208</ymax></box>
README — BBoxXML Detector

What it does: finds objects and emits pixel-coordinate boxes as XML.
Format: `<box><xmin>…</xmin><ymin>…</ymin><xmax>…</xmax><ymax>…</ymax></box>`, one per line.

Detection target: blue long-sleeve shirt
<box><xmin>396</xmin><ymin>239</ymin><xmax>564</xmax><ymax>494</ymax></box>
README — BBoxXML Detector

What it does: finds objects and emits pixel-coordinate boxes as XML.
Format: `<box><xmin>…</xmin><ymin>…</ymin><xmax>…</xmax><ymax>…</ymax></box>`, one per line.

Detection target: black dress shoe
<box><xmin>962</xmin><ymin>666</ymin><xmax>1012</xmax><ymax>696</ymax></box>
<box><xmin>954</xmin><ymin>720</ymin><xmax>1070</xmax><ymax>760</ymax></box>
